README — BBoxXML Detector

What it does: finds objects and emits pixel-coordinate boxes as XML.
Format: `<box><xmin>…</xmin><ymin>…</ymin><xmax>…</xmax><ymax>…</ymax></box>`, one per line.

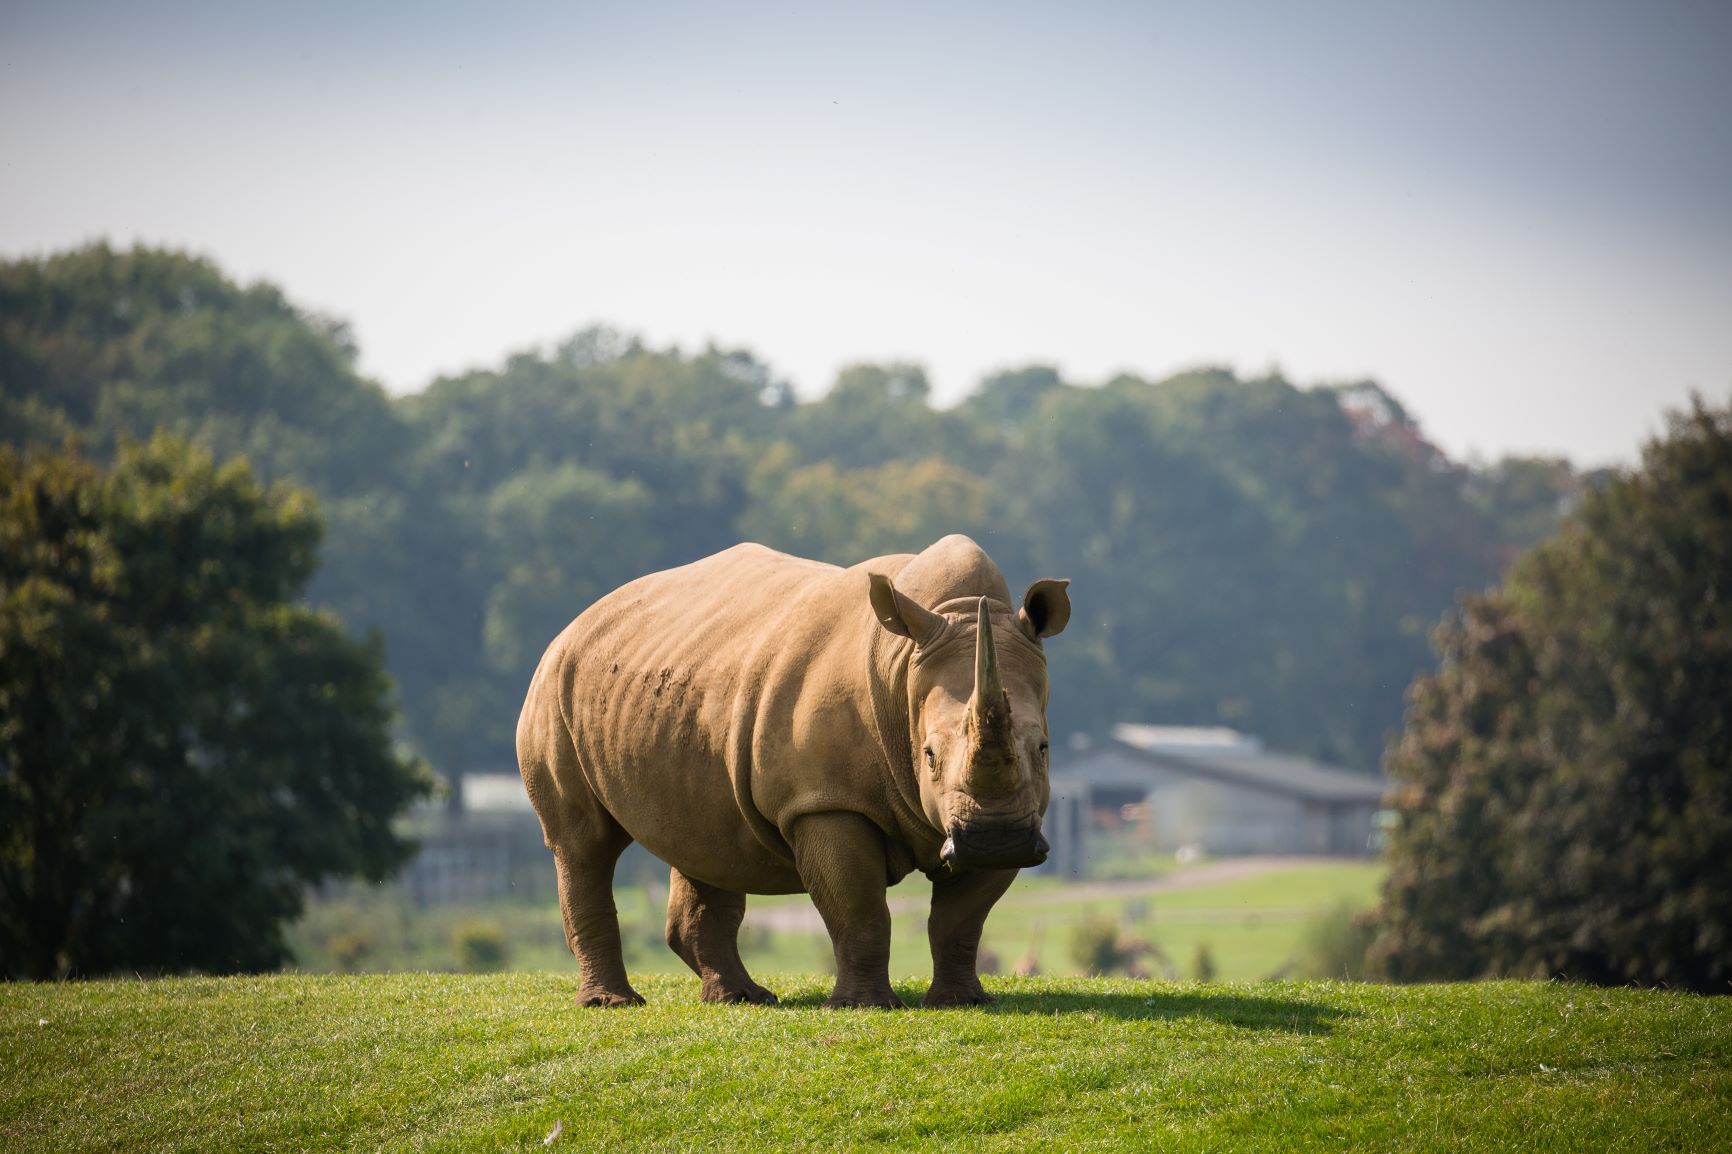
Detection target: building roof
<box><xmin>461</xmin><ymin>772</ymin><xmax>535</xmax><ymax>813</ymax></box>
<box><xmin>1112</xmin><ymin>724</ymin><xmax>1264</xmax><ymax>756</ymax></box>
<box><xmin>1054</xmin><ymin>725</ymin><xmax>1389</xmax><ymax>805</ymax></box>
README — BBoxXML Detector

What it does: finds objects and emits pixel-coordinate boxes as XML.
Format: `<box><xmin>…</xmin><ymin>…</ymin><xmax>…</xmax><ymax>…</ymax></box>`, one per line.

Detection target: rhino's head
<box><xmin>868</xmin><ymin>573</ymin><xmax>1071</xmax><ymax>871</ymax></box>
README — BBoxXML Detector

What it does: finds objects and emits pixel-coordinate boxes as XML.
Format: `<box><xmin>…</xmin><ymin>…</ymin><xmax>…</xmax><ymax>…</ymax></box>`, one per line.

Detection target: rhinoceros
<box><xmin>516</xmin><ymin>534</ymin><xmax>1070</xmax><ymax>1008</ymax></box>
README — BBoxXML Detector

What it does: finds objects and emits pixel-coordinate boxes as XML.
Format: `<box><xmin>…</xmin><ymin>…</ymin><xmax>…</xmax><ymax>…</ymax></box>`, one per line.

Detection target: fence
<box><xmin>393</xmin><ymin>810</ymin><xmax>665</xmax><ymax>907</ymax></box>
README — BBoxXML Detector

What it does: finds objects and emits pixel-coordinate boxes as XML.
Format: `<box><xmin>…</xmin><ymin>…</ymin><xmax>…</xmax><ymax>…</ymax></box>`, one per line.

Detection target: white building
<box><xmin>1042</xmin><ymin>725</ymin><xmax>1390</xmax><ymax>877</ymax></box>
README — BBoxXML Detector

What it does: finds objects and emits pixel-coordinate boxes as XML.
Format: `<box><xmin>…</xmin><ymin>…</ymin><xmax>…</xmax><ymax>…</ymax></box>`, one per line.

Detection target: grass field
<box><xmin>290</xmin><ymin>858</ymin><xmax>1385</xmax><ymax>983</ymax></box>
<box><xmin>3</xmin><ymin>973</ymin><xmax>1727</xmax><ymax>1152</ymax></box>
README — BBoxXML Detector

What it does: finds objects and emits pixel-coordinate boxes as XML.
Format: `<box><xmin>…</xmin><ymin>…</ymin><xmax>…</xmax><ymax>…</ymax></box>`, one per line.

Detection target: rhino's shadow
<box><xmin>772</xmin><ymin>986</ymin><xmax>1351</xmax><ymax>1033</ymax></box>
<box><xmin>982</xmin><ymin>988</ymin><xmax>1350</xmax><ymax>1032</ymax></box>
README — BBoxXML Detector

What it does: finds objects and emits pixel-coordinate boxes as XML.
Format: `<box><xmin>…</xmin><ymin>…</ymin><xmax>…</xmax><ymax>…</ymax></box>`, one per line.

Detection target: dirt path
<box><xmin>742</xmin><ymin>855</ymin><xmax>1347</xmax><ymax>934</ymax></box>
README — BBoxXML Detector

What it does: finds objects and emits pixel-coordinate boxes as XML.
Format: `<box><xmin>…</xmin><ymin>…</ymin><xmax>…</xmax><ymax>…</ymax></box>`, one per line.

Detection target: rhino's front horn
<box><xmin>967</xmin><ymin>598</ymin><xmax>1016</xmax><ymax>794</ymax></box>
<box><xmin>974</xmin><ymin>597</ymin><xmax>1003</xmax><ymax>712</ymax></box>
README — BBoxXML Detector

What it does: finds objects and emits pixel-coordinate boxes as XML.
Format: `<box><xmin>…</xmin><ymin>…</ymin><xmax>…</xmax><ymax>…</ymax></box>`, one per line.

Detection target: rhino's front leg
<box><xmin>791</xmin><ymin>812</ymin><xmax>905</xmax><ymax>1009</ymax></box>
<box><xmin>923</xmin><ymin>866</ymin><xmax>1018</xmax><ymax>1006</ymax></box>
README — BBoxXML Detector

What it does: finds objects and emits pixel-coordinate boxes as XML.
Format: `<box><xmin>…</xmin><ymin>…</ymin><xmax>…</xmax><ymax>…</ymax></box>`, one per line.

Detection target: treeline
<box><xmin>1</xmin><ymin>244</ymin><xmax>1582</xmax><ymax>779</ymax></box>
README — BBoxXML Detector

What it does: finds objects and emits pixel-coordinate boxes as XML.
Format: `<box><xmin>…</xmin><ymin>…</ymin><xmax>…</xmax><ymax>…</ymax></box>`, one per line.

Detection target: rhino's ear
<box><xmin>868</xmin><ymin>573</ymin><xmax>945</xmax><ymax>647</ymax></box>
<box><xmin>1018</xmin><ymin>578</ymin><xmax>1071</xmax><ymax>639</ymax></box>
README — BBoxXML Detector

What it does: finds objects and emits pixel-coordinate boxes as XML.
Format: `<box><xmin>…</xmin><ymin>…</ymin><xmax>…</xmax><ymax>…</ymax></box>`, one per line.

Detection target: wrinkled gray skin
<box><xmin>516</xmin><ymin>535</ymin><xmax>1070</xmax><ymax>1008</ymax></box>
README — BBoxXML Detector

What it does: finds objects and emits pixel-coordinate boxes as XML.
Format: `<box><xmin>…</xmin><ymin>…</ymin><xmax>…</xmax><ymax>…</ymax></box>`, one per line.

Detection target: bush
<box><xmin>1069</xmin><ymin>917</ymin><xmax>1166</xmax><ymax>977</ymax></box>
<box><xmin>329</xmin><ymin>931</ymin><xmax>377</xmax><ymax>974</ymax></box>
<box><xmin>1191</xmin><ymin>941</ymin><xmax>1218</xmax><ymax>983</ymax></box>
<box><xmin>453</xmin><ymin>921</ymin><xmax>509</xmax><ymax>972</ymax></box>
<box><xmin>1299</xmin><ymin>902</ymin><xmax>1374</xmax><ymax>980</ymax></box>
<box><xmin>1069</xmin><ymin>918</ymin><xmax>1123</xmax><ymax>976</ymax></box>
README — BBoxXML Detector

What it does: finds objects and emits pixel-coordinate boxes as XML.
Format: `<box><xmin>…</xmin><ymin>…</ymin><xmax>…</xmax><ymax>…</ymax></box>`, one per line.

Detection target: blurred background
<box><xmin>3</xmin><ymin>1</ymin><xmax>1728</xmax><ymax>987</ymax></box>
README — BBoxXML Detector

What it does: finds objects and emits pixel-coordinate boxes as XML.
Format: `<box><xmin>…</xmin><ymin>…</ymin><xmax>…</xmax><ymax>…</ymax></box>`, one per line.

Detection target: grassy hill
<box><xmin>3</xmin><ymin>974</ymin><xmax>1727</xmax><ymax>1152</ymax></box>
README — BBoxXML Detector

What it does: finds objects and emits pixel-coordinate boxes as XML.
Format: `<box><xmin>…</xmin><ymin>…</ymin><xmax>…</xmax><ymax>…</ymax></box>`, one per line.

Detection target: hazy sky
<box><xmin>3</xmin><ymin>0</ymin><xmax>1728</xmax><ymax>466</ymax></box>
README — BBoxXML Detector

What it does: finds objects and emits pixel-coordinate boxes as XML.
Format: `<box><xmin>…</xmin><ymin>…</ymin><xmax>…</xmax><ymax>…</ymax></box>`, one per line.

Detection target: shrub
<box><xmin>1070</xmin><ymin>917</ymin><xmax>1165</xmax><ymax>977</ymax></box>
<box><xmin>453</xmin><ymin>921</ymin><xmax>509</xmax><ymax>972</ymax></box>
<box><xmin>329</xmin><ymin>931</ymin><xmax>377</xmax><ymax>974</ymax></box>
<box><xmin>1299</xmin><ymin>902</ymin><xmax>1375</xmax><ymax>980</ymax></box>
<box><xmin>1070</xmin><ymin>918</ymin><xmax>1123</xmax><ymax>976</ymax></box>
<box><xmin>1192</xmin><ymin>941</ymin><xmax>1218</xmax><ymax>983</ymax></box>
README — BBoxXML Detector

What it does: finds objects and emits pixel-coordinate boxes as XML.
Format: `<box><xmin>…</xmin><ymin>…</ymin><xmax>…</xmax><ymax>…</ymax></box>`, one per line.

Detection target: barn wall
<box><xmin>1147</xmin><ymin>779</ymin><xmax>1310</xmax><ymax>854</ymax></box>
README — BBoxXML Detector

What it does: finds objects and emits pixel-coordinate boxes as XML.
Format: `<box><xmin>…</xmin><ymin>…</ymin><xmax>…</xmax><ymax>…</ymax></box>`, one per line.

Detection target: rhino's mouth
<box><xmin>939</xmin><ymin>820</ymin><xmax>1050</xmax><ymax>870</ymax></box>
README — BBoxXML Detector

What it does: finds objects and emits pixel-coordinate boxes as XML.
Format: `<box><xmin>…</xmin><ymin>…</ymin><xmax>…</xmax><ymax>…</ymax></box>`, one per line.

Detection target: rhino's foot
<box><xmin>922</xmin><ymin>984</ymin><xmax>998</xmax><ymax>1008</ymax></box>
<box><xmin>574</xmin><ymin>986</ymin><xmax>646</xmax><ymax>1009</ymax></box>
<box><xmin>701</xmin><ymin>977</ymin><xmax>779</xmax><ymax>1006</ymax></box>
<box><xmin>822</xmin><ymin>989</ymin><xmax>907</xmax><ymax>1010</ymax></box>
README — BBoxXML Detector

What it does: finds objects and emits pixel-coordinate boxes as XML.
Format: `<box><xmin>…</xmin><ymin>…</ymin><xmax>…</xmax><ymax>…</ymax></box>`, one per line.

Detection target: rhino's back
<box><xmin>533</xmin><ymin>544</ymin><xmax>875</xmax><ymax>890</ymax></box>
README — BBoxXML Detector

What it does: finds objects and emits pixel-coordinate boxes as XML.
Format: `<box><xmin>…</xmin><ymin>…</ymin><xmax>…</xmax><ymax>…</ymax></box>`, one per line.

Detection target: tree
<box><xmin>396</xmin><ymin>332</ymin><xmax>776</xmax><ymax>772</ymax></box>
<box><xmin>1369</xmin><ymin>396</ymin><xmax>1732</xmax><ymax>992</ymax></box>
<box><xmin>0</xmin><ymin>242</ymin><xmax>427</xmax><ymax>787</ymax></box>
<box><xmin>783</xmin><ymin>361</ymin><xmax>998</xmax><ymax>473</ymax></box>
<box><xmin>1463</xmin><ymin>454</ymin><xmax>1584</xmax><ymax>562</ymax></box>
<box><xmin>0</xmin><ymin>436</ymin><xmax>431</xmax><ymax>978</ymax></box>
<box><xmin>959</xmin><ymin>365</ymin><xmax>1066</xmax><ymax>434</ymax></box>
<box><xmin>740</xmin><ymin>449</ymin><xmax>998</xmax><ymax>568</ymax></box>
<box><xmin>0</xmin><ymin>243</ymin><xmax>406</xmax><ymax>496</ymax></box>
<box><xmin>1137</xmin><ymin>370</ymin><xmax>1503</xmax><ymax>767</ymax></box>
<box><xmin>1004</xmin><ymin>377</ymin><xmax>1313</xmax><ymax>746</ymax></box>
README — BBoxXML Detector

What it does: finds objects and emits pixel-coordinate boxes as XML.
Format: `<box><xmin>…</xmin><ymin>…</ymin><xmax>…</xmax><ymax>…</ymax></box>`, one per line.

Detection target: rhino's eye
<box><xmin>924</xmin><ymin>747</ymin><xmax>937</xmax><ymax>771</ymax></box>
<box><xmin>1038</xmin><ymin>740</ymin><xmax>1049</xmax><ymax>759</ymax></box>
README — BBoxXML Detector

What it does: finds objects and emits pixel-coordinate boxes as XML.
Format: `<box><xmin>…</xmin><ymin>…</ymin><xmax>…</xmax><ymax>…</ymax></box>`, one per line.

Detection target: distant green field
<box><xmin>969</xmin><ymin>860</ymin><xmax>1384</xmax><ymax>982</ymax></box>
<box><xmin>4</xmin><ymin>974</ymin><xmax>1727</xmax><ymax>1152</ymax></box>
<box><xmin>291</xmin><ymin>858</ymin><xmax>1384</xmax><ymax>984</ymax></box>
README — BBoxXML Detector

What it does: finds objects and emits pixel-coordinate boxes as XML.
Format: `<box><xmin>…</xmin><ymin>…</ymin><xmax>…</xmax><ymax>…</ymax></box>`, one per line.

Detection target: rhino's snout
<box><xmin>940</xmin><ymin>821</ymin><xmax>1050</xmax><ymax>870</ymax></box>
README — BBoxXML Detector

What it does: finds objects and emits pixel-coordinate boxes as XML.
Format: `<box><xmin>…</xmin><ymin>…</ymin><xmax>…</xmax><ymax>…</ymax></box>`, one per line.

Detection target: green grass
<box><xmin>3</xmin><ymin>974</ymin><xmax>1727</xmax><ymax>1151</ymax></box>
<box><xmin>968</xmin><ymin>860</ymin><xmax>1385</xmax><ymax>981</ymax></box>
<box><xmin>290</xmin><ymin>859</ymin><xmax>1387</xmax><ymax>982</ymax></box>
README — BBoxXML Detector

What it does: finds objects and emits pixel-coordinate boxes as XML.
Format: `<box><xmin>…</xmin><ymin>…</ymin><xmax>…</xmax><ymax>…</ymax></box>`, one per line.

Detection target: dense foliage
<box><xmin>2</xmin><ymin>244</ymin><xmax>1581</xmax><ymax>783</ymax></box>
<box><xmin>1370</xmin><ymin>398</ymin><xmax>1732</xmax><ymax>991</ymax></box>
<box><xmin>0</xmin><ymin>436</ymin><xmax>431</xmax><ymax>977</ymax></box>
<box><xmin>0</xmin><ymin>243</ymin><xmax>405</xmax><ymax>494</ymax></box>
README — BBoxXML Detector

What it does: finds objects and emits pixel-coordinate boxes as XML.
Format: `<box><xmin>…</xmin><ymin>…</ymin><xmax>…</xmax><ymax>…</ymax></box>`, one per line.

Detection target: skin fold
<box><xmin>517</xmin><ymin>534</ymin><xmax>1069</xmax><ymax>1008</ymax></box>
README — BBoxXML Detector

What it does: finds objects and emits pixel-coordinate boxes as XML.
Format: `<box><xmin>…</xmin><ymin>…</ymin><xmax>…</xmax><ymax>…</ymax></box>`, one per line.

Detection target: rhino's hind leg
<box><xmin>665</xmin><ymin>868</ymin><xmax>778</xmax><ymax>1005</ymax></box>
<box><xmin>549</xmin><ymin>821</ymin><xmax>645</xmax><ymax>1008</ymax></box>
<box><xmin>923</xmin><ymin>866</ymin><xmax>1018</xmax><ymax>1006</ymax></box>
